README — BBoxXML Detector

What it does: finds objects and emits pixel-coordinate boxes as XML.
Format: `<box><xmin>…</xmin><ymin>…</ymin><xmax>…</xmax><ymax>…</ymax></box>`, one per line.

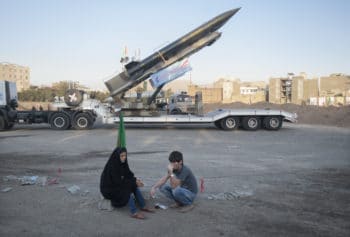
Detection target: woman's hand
<box><xmin>136</xmin><ymin>178</ymin><xmax>144</xmax><ymax>187</ymax></box>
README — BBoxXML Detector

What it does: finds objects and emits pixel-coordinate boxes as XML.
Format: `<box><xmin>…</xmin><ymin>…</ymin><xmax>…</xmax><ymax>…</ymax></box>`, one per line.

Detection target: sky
<box><xmin>1</xmin><ymin>0</ymin><xmax>349</xmax><ymax>90</ymax></box>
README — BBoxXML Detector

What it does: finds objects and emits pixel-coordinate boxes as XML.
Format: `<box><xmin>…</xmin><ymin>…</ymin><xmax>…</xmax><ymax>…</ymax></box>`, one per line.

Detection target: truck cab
<box><xmin>0</xmin><ymin>81</ymin><xmax>18</xmax><ymax>130</ymax></box>
<box><xmin>168</xmin><ymin>92</ymin><xmax>196</xmax><ymax>114</ymax></box>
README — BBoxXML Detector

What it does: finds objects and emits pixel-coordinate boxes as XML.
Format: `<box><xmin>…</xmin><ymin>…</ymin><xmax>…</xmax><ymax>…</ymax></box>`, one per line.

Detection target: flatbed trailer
<box><xmin>103</xmin><ymin>108</ymin><xmax>297</xmax><ymax>131</ymax></box>
<box><xmin>1</xmin><ymin>80</ymin><xmax>296</xmax><ymax>131</ymax></box>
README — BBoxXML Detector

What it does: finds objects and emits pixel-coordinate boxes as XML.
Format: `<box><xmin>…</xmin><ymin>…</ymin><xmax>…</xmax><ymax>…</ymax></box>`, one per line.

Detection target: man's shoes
<box><xmin>170</xmin><ymin>202</ymin><xmax>181</xmax><ymax>208</ymax></box>
<box><xmin>178</xmin><ymin>204</ymin><xmax>194</xmax><ymax>213</ymax></box>
<box><xmin>140</xmin><ymin>207</ymin><xmax>155</xmax><ymax>213</ymax></box>
<box><xmin>131</xmin><ymin>212</ymin><xmax>145</xmax><ymax>219</ymax></box>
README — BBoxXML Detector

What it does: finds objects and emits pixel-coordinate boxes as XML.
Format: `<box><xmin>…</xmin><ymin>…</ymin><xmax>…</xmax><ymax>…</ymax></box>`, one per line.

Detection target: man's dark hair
<box><xmin>168</xmin><ymin>151</ymin><xmax>183</xmax><ymax>163</ymax></box>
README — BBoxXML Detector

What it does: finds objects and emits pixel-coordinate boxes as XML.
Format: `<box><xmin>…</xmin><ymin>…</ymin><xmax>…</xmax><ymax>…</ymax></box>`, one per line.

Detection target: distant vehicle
<box><xmin>168</xmin><ymin>92</ymin><xmax>196</xmax><ymax>114</ymax></box>
<box><xmin>0</xmin><ymin>81</ymin><xmax>97</xmax><ymax>131</ymax></box>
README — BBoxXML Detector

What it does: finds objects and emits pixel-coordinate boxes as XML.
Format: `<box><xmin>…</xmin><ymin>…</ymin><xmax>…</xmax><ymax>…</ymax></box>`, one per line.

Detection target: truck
<box><xmin>0</xmin><ymin>80</ymin><xmax>97</xmax><ymax>131</ymax></box>
<box><xmin>0</xmin><ymin>8</ymin><xmax>297</xmax><ymax>131</ymax></box>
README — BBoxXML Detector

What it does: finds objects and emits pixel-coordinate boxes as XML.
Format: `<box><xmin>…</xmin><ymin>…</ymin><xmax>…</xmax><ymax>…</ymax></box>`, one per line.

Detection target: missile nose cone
<box><xmin>211</xmin><ymin>7</ymin><xmax>240</xmax><ymax>31</ymax></box>
<box><xmin>229</xmin><ymin>7</ymin><xmax>241</xmax><ymax>16</ymax></box>
<box><xmin>221</xmin><ymin>7</ymin><xmax>241</xmax><ymax>21</ymax></box>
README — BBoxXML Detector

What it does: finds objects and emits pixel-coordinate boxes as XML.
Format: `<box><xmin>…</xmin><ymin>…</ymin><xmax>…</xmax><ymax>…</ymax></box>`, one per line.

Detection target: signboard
<box><xmin>150</xmin><ymin>58</ymin><xmax>192</xmax><ymax>88</ymax></box>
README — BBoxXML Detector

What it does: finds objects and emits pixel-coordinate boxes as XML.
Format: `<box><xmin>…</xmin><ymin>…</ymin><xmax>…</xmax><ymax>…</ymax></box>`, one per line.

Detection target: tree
<box><xmin>52</xmin><ymin>81</ymin><xmax>70</xmax><ymax>97</ymax></box>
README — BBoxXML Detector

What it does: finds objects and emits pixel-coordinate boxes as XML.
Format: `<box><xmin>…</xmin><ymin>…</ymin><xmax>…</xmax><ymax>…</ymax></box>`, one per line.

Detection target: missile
<box><xmin>105</xmin><ymin>8</ymin><xmax>241</xmax><ymax>97</ymax></box>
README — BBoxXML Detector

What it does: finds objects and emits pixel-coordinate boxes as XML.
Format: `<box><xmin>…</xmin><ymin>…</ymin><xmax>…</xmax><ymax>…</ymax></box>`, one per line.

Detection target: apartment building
<box><xmin>270</xmin><ymin>73</ymin><xmax>350</xmax><ymax>105</ymax></box>
<box><xmin>0</xmin><ymin>62</ymin><xmax>30</xmax><ymax>92</ymax></box>
<box><xmin>188</xmin><ymin>78</ymin><xmax>266</xmax><ymax>104</ymax></box>
<box><xmin>269</xmin><ymin>77</ymin><xmax>293</xmax><ymax>104</ymax></box>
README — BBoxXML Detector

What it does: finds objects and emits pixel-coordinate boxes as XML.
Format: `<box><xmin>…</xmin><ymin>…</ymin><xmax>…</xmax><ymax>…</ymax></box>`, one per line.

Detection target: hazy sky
<box><xmin>1</xmin><ymin>0</ymin><xmax>349</xmax><ymax>90</ymax></box>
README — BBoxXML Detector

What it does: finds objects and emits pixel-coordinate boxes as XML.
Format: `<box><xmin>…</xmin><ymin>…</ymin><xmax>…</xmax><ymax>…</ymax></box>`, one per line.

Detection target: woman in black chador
<box><xmin>100</xmin><ymin>147</ymin><xmax>154</xmax><ymax>219</ymax></box>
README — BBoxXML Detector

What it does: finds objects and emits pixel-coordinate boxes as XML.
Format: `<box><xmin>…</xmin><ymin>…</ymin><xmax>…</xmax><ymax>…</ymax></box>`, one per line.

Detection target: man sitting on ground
<box><xmin>150</xmin><ymin>151</ymin><xmax>198</xmax><ymax>212</ymax></box>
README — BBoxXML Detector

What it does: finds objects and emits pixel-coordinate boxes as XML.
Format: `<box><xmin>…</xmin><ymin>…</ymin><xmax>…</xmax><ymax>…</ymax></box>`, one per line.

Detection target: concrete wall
<box><xmin>303</xmin><ymin>78</ymin><xmax>319</xmax><ymax>100</ymax></box>
<box><xmin>291</xmin><ymin>77</ymin><xmax>304</xmax><ymax>104</ymax></box>
<box><xmin>188</xmin><ymin>85</ymin><xmax>222</xmax><ymax>103</ymax></box>
<box><xmin>320</xmin><ymin>74</ymin><xmax>350</xmax><ymax>96</ymax></box>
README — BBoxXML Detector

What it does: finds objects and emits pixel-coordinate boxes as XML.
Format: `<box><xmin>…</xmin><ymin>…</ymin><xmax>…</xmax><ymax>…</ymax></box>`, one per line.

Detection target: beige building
<box><xmin>0</xmin><ymin>62</ymin><xmax>30</xmax><ymax>92</ymax></box>
<box><xmin>188</xmin><ymin>84</ymin><xmax>222</xmax><ymax>103</ymax></box>
<box><xmin>125</xmin><ymin>72</ymin><xmax>350</xmax><ymax>106</ymax></box>
<box><xmin>270</xmin><ymin>73</ymin><xmax>350</xmax><ymax>105</ymax></box>
<box><xmin>303</xmin><ymin>78</ymin><xmax>319</xmax><ymax>99</ymax></box>
<box><xmin>188</xmin><ymin>78</ymin><xmax>266</xmax><ymax>104</ymax></box>
<box><xmin>269</xmin><ymin>77</ymin><xmax>292</xmax><ymax>104</ymax></box>
<box><xmin>213</xmin><ymin>78</ymin><xmax>240</xmax><ymax>103</ymax></box>
<box><xmin>237</xmin><ymin>81</ymin><xmax>266</xmax><ymax>104</ymax></box>
<box><xmin>320</xmin><ymin>73</ymin><xmax>350</xmax><ymax>96</ymax></box>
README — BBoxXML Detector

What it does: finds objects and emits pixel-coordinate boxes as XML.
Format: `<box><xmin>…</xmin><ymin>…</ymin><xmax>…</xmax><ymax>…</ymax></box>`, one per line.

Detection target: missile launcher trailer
<box><xmin>0</xmin><ymin>8</ymin><xmax>297</xmax><ymax>131</ymax></box>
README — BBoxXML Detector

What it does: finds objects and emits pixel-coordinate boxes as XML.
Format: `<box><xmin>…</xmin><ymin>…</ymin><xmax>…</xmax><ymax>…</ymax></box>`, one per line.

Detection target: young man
<box><xmin>150</xmin><ymin>151</ymin><xmax>198</xmax><ymax>212</ymax></box>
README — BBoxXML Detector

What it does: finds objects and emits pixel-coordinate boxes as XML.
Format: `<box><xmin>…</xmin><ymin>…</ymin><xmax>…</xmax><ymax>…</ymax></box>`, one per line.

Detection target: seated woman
<box><xmin>100</xmin><ymin>147</ymin><xmax>154</xmax><ymax>219</ymax></box>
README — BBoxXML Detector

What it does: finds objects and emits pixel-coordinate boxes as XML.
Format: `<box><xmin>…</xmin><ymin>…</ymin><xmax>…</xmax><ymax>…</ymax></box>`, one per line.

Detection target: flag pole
<box><xmin>117</xmin><ymin>111</ymin><xmax>126</xmax><ymax>148</ymax></box>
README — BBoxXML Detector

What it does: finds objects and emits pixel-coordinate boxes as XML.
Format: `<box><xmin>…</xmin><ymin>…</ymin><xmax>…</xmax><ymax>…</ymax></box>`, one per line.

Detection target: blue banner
<box><xmin>150</xmin><ymin>58</ymin><xmax>192</xmax><ymax>88</ymax></box>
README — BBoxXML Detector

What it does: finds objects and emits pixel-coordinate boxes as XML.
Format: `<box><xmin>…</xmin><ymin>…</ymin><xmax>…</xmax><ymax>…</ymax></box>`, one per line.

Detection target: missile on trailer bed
<box><xmin>105</xmin><ymin>8</ymin><xmax>240</xmax><ymax>97</ymax></box>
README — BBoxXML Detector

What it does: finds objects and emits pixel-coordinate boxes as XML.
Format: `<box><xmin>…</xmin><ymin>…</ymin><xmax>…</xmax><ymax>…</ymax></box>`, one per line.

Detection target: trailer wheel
<box><xmin>0</xmin><ymin>116</ymin><xmax>6</xmax><ymax>131</ymax></box>
<box><xmin>242</xmin><ymin>116</ymin><xmax>260</xmax><ymax>131</ymax></box>
<box><xmin>220</xmin><ymin>117</ymin><xmax>239</xmax><ymax>130</ymax></box>
<box><xmin>263</xmin><ymin>116</ymin><xmax>282</xmax><ymax>130</ymax></box>
<box><xmin>72</xmin><ymin>113</ymin><xmax>93</xmax><ymax>130</ymax></box>
<box><xmin>214</xmin><ymin>120</ymin><xmax>222</xmax><ymax>129</ymax></box>
<box><xmin>50</xmin><ymin>112</ymin><xmax>70</xmax><ymax>130</ymax></box>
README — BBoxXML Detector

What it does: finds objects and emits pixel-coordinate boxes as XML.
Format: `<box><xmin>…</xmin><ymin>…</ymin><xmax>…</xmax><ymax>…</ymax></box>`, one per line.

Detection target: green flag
<box><xmin>117</xmin><ymin>112</ymin><xmax>126</xmax><ymax>148</ymax></box>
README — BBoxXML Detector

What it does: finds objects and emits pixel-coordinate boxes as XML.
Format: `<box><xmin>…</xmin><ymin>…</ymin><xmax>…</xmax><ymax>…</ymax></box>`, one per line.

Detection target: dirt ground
<box><xmin>0</xmin><ymin>124</ymin><xmax>349</xmax><ymax>236</ymax></box>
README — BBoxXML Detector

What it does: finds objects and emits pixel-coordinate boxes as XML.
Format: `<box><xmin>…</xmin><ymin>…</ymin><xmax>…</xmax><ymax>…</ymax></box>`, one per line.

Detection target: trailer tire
<box><xmin>0</xmin><ymin>115</ymin><xmax>6</xmax><ymax>131</ymax></box>
<box><xmin>242</xmin><ymin>116</ymin><xmax>260</xmax><ymax>131</ymax></box>
<box><xmin>72</xmin><ymin>113</ymin><xmax>93</xmax><ymax>130</ymax></box>
<box><xmin>214</xmin><ymin>120</ymin><xmax>222</xmax><ymax>129</ymax></box>
<box><xmin>220</xmin><ymin>116</ymin><xmax>239</xmax><ymax>130</ymax></box>
<box><xmin>50</xmin><ymin>112</ymin><xmax>70</xmax><ymax>130</ymax></box>
<box><xmin>263</xmin><ymin>116</ymin><xmax>282</xmax><ymax>130</ymax></box>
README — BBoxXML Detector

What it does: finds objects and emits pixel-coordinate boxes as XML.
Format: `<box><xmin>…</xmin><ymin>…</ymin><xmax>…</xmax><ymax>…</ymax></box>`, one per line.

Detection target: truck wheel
<box><xmin>242</xmin><ymin>116</ymin><xmax>260</xmax><ymax>131</ymax></box>
<box><xmin>170</xmin><ymin>109</ymin><xmax>181</xmax><ymax>115</ymax></box>
<box><xmin>50</xmin><ymin>112</ymin><xmax>70</xmax><ymax>130</ymax></box>
<box><xmin>6</xmin><ymin>123</ymin><xmax>14</xmax><ymax>129</ymax></box>
<box><xmin>72</xmin><ymin>113</ymin><xmax>93</xmax><ymax>130</ymax></box>
<box><xmin>0</xmin><ymin>116</ymin><xmax>6</xmax><ymax>131</ymax></box>
<box><xmin>220</xmin><ymin>116</ymin><xmax>239</xmax><ymax>130</ymax></box>
<box><xmin>263</xmin><ymin>116</ymin><xmax>282</xmax><ymax>130</ymax></box>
